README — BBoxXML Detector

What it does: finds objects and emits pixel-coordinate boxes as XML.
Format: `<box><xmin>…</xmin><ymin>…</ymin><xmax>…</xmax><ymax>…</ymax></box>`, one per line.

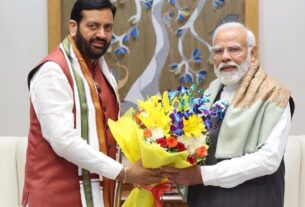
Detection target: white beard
<box><xmin>214</xmin><ymin>53</ymin><xmax>251</xmax><ymax>86</ymax></box>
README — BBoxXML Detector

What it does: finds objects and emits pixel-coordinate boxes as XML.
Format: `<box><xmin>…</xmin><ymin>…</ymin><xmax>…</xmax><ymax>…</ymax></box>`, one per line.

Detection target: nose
<box><xmin>221</xmin><ymin>49</ymin><xmax>231</xmax><ymax>62</ymax></box>
<box><xmin>96</xmin><ymin>27</ymin><xmax>106</xmax><ymax>38</ymax></box>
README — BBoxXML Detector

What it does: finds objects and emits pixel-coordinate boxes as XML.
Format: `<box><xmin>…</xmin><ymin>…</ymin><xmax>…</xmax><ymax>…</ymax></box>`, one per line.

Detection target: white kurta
<box><xmin>201</xmin><ymin>84</ymin><xmax>291</xmax><ymax>188</ymax></box>
<box><xmin>30</xmin><ymin>61</ymin><xmax>123</xmax><ymax>180</ymax></box>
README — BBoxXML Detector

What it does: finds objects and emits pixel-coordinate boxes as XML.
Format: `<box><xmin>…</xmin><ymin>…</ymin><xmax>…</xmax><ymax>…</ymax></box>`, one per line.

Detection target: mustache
<box><xmin>217</xmin><ymin>61</ymin><xmax>239</xmax><ymax>71</ymax></box>
<box><xmin>90</xmin><ymin>38</ymin><xmax>107</xmax><ymax>45</ymax></box>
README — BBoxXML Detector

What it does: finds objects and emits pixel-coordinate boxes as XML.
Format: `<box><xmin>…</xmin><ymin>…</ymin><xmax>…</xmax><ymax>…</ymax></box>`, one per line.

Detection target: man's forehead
<box><xmin>81</xmin><ymin>9</ymin><xmax>113</xmax><ymax>21</ymax></box>
<box><xmin>213</xmin><ymin>27</ymin><xmax>247</xmax><ymax>46</ymax></box>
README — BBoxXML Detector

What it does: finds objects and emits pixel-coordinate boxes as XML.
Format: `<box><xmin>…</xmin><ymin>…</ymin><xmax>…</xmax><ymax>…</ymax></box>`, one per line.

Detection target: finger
<box><xmin>166</xmin><ymin>176</ymin><xmax>179</xmax><ymax>182</ymax></box>
<box><xmin>160</xmin><ymin>172</ymin><xmax>179</xmax><ymax>177</ymax></box>
<box><xmin>148</xmin><ymin>175</ymin><xmax>162</xmax><ymax>183</ymax></box>
<box><xmin>147</xmin><ymin>169</ymin><xmax>162</xmax><ymax>177</ymax></box>
<box><xmin>162</xmin><ymin>167</ymin><xmax>179</xmax><ymax>172</ymax></box>
<box><xmin>149</xmin><ymin>168</ymin><xmax>162</xmax><ymax>173</ymax></box>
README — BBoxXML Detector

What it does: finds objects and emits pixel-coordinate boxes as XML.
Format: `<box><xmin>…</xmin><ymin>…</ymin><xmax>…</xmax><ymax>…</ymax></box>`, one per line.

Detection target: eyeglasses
<box><xmin>212</xmin><ymin>46</ymin><xmax>243</xmax><ymax>58</ymax></box>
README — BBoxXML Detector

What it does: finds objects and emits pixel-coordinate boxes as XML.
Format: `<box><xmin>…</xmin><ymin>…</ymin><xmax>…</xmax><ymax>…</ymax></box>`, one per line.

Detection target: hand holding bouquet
<box><xmin>108</xmin><ymin>85</ymin><xmax>227</xmax><ymax>207</ymax></box>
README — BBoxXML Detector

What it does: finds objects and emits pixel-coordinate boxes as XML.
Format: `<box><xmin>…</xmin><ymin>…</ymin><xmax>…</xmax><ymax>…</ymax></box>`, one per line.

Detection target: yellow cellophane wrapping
<box><xmin>108</xmin><ymin>109</ymin><xmax>192</xmax><ymax>207</ymax></box>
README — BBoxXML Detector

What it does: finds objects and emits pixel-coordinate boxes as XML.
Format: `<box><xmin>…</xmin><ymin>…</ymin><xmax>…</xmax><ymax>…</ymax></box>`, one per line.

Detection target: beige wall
<box><xmin>0</xmin><ymin>0</ymin><xmax>47</xmax><ymax>136</ymax></box>
<box><xmin>259</xmin><ymin>0</ymin><xmax>305</xmax><ymax>135</ymax></box>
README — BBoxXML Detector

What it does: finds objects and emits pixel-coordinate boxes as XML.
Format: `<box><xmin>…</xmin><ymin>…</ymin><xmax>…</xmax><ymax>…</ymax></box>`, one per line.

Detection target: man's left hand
<box><xmin>160</xmin><ymin>165</ymin><xmax>203</xmax><ymax>185</ymax></box>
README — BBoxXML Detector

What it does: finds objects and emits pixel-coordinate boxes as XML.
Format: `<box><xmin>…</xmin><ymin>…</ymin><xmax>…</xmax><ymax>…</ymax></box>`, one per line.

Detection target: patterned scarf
<box><xmin>205</xmin><ymin>60</ymin><xmax>291</xmax><ymax>158</ymax></box>
<box><xmin>60</xmin><ymin>35</ymin><xmax>119</xmax><ymax>207</ymax></box>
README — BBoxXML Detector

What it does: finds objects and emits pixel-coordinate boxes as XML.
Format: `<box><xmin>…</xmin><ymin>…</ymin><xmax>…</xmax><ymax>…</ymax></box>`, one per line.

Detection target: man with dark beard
<box><xmin>161</xmin><ymin>22</ymin><xmax>294</xmax><ymax>207</ymax></box>
<box><xmin>22</xmin><ymin>1</ymin><xmax>161</xmax><ymax>207</ymax></box>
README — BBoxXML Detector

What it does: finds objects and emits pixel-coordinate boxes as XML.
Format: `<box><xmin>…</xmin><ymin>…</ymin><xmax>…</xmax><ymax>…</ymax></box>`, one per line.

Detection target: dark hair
<box><xmin>70</xmin><ymin>0</ymin><xmax>116</xmax><ymax>23</ymax></box>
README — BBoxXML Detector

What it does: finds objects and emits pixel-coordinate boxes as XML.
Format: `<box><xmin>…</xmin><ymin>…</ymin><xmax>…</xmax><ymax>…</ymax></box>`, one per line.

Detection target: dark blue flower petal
<box><xmin>168</xmin><ymin>0</ymin><xmax>176</xmax><ymax>5</ymax></box>
<box><xmin>179</xmin><ymin>74</ymin><xmax>193</xmax><ymax>84</ymax></box>
<box><xmin>176</xmin><ymin>28</ymin><xmax>185</xmax><ymax>37</ymax></box>
<box><xmin>185</xmin><ymin>74</ymin><xmax>193</xmax><ymax>83</ymax></box>
<box><xmin>114</xmin><ymin>47</ymin><xmax>128</xmax><ymax>56</ymax></box>
<box><xmin>170</xmin><ymin>63</ymin><xmax>178</xmax><ymax>69</ymax></box>
<box><xmin>123</xmin><ymin>34</ymin><xmax>129</xmax><ymax>43</ymax></box>
<box><xmin>177</xmin><ymin>86</ymin><xmax>188</xmax><ymax>93</ymax></box>
<box><xmin>192</xmin><ymin>49</ymin><xmax>201</xmax><ymax>58</ymax></box>
<box><xmin>194</xmin><ymin>56</ymin><xmax>201</xmax><ymax>63</ymax></box>
<box><xmin>130</xmin><ymin>26</ymin><xmax>139</xmax><ymax>39</ymax></box>
<box><xmin>197</xmin><ymin>70</ymin><xmax>208</xmax><ymax>83</ymax></box>
<box><xmin>144</xmin><ymin>0</ymin><xmax>153</xmax><ymax>10</ymax></box>
<box><xmin>213</xmin><ymin>0</ymin><xmax>225</xmax><ymax>9</ymax></box>
<box><xmin>197</xmin><ymin>70</ymin><xmax>207</xmax><ymax>80</ymax></box>
<box><xmin>177</xmin><ymin>14</ymin><xmax>185</xmax><ymax>22</ymax></box>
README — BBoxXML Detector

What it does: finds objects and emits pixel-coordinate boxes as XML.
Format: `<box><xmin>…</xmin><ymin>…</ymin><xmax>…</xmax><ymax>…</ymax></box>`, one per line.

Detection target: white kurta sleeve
<box><xmin>201</xmin><ymin>104</ymin><xmax>291</xmax><ymax>188</ymax></box>
<box><xmin>30</xmin><ymin>61</ymin><xmax>123</xmax><ymax>180</ymax></box>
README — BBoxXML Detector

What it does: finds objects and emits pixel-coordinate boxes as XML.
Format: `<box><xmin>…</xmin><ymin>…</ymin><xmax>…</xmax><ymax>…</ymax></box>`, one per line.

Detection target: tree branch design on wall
<box><xmin>107</xmin><ymin>0</ymin><xmax>242</xmax><ymax>112</ymax></box>
<box><xmin>48</xmin><ymin>0</ymin><xmax>258</xmax><ymax>112</ymax></box>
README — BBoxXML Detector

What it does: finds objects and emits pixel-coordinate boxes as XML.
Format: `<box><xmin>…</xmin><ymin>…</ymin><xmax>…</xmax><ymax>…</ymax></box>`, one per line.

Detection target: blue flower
<box><xmin>177</xmin><ymin>86</ymin><xmax>189</xmax><ymax>94</ymax></box>
<box><xmin>168</xmin><ymin>90</ymin><xmax>179</xmax><ymax>101</ymax></box>
<box><xmin>170</xmin><ymin>111</ymin><xmax>184</xmax><ymax>136</ymax></box>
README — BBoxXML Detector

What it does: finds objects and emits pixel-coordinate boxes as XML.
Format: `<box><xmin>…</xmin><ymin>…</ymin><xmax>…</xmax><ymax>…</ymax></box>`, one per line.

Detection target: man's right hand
<box><xmin>117</xmin><ymin>160</ymin><xmax>161</xmax><ymax>186</ymax></box>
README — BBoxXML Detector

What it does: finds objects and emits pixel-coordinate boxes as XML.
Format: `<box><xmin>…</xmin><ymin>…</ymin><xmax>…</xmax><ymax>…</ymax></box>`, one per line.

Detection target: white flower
<box><xmin>177</xmin><ymin>134</ymin><xmax>207</xmax><ymax>154</ymax></box>
<box><xmin>150</xmin><ymin>128</ymin><xmax>165</xmax><ymax>141</ymax></box>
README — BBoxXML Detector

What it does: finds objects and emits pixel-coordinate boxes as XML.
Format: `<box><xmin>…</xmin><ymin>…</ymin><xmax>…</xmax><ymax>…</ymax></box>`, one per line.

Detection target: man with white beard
<box><xmin>161</xmin><ymin>22</ymin><xmax>294</xmax><ymax>207</ymax></box>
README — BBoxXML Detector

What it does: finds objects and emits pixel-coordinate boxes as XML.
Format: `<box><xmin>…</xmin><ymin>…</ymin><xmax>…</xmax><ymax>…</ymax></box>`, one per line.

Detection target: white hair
<box><xmin>212</xmin><ymin>22</ymin><xmax>256</xmax><ymax>47</ymax></box>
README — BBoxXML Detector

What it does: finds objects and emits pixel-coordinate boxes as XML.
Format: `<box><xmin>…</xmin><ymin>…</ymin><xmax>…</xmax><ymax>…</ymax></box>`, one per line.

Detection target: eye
<box><xmin>103</xmin><ymin>24</ymin><xmax>113</xmax><ymax>32</ymax></box>
<box><xmin>213</xmin><ymin>48</ymin><xmax>224</xmax><ymax>56</ymax></box>
<box><xmin>88</xmin><ymin>24</ymin><xmax>97</xmax><ymax>30</ymax></box>
<box><xmin>228</xmin><ymin>46</ymin><xmax>241</xmax><ymax>54</ymax></box>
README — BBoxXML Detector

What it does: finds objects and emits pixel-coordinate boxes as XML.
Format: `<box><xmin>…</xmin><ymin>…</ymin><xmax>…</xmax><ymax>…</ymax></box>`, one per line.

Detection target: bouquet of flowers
<box><xmin>108</xmin><ymin>84</ymin><xmax>227</xmax><ymax>207</ymax></box>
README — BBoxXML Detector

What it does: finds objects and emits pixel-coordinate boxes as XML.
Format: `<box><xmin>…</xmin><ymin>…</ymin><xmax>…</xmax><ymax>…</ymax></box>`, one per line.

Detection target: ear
<box><xmin>68</xmin><ymin>20</ymin><xmax>77</xmax><ymax>37</ymax></box>
<box><xmin>250</xmin><ymin>46</ymin><xmax>258</xmax><ymax>62</ymax></box>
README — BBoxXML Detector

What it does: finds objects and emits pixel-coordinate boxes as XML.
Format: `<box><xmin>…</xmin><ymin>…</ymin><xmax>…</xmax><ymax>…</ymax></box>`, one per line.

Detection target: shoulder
<box><xmin>29</xmin><ymin>61</ymin><xmax>67</xmax><ymax>90</ymax></box>
<box><xmin>260</xmin><ymin>73</ymin><xmax>291</xmax><ymax>109</ymax></box>
<box><xmin>32</xmin><ymin>61</ymin><xmax>64</xmax><ymax>81</ymax></box>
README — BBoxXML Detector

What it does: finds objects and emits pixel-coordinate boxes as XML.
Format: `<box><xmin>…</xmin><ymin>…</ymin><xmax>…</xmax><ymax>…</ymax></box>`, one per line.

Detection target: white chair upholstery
<box><xmin>284</xmin><ymin>135</ymin><xmax>305</xmax><ymax>207</ymax></box>
<box><xmin>0</xmin><ymin>135</ymin><xmax>304</xmax><ymax>207</ymax></box>
<box><xmin>0</xmin><ymin>137</ymin><xmax>27</xmax><ymax>207</ymax></box>
<box><xmin>300</xmin><ymin>137</ymin><xmax>305</xmax><ymax>207</ymax></box>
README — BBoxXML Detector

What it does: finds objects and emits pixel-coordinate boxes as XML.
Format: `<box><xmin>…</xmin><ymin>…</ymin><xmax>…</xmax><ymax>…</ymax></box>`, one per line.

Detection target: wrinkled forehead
<box><xmin>213</xmin><ymin>27</ymin><xmax>247</xmax><ymax>47</ymax></box>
